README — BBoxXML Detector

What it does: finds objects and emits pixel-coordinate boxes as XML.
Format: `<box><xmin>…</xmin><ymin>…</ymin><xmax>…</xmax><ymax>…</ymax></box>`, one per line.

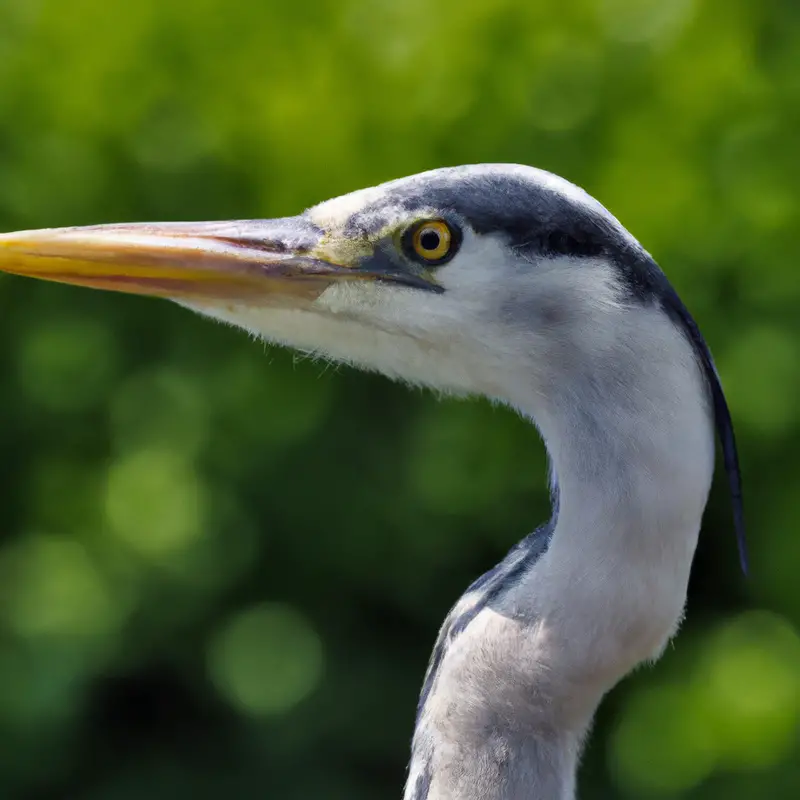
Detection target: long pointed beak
<box><xmin>0</xmin><ymin>217</ymin><xmax>439</xmax><ymax>302</ymax></box>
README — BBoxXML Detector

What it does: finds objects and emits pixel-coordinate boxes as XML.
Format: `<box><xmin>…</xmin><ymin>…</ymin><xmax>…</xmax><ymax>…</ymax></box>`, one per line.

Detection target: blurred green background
<box><xmin>0</xmin><ymin>0</ymin><xmax>798</xmax><ymax>797</ymax></box>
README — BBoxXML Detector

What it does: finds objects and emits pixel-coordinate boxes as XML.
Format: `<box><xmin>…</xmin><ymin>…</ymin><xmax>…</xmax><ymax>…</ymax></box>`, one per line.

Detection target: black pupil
<box><xmin>419</xmin><ymin>229</ymin><xmax>441</xmax><ymax>252</ymax></box>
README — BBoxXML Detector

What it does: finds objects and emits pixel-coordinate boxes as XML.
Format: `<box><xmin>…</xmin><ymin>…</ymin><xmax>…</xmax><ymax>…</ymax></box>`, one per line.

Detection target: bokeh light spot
<box><xmin>105</xmin><ymin>449</ymin><xmax>206</xmax><ymax>560</ymax></box>
<box><xmin>695</xmin><ymin>611</ymin><xmax>800</xmax><ymax>769</ymax></box>
<box><xmin>207</xmin><ymin>603</ymin><xmax>323</xmax><ymax>717</ymax></box>
<box><xmin>0</xmin><ymin>533</ymin><xmax>122</xmax><ymax>639</ymax></box>
<box><xmin>609</xmin><ymin>683</ymin><xmax>717</xmax><ymax>795</ymax></box>
<box><xmin>611</xmin><ymin>612</ymin><xmax>800</xmax><ymax>794</ymax></box>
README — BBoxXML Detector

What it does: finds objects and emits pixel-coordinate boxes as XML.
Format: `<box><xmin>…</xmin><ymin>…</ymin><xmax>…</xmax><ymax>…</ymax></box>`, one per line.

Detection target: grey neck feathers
<box><xmin>405</xmin><ymin>310</ymin><xmax>716</xmax><ymax>800</ymax></box>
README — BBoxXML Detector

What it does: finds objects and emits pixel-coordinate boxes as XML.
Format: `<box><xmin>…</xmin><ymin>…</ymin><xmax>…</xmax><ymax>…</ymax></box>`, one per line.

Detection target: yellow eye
<box><xmin>410</xmin><ymin>220</ymin><xmax>453</xmax><ymax>263</ymax></box>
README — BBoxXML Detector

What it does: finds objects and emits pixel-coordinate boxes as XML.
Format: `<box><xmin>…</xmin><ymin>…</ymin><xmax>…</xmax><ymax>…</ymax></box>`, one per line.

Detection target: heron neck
<box><xmin>406</xmin><ymin>323</ymin><xmax>716</xmax><ymax>800</ymax></box>
<box><xmin>507</xmin><ymin>323</ymin><xmax>717</xmax><ymax>702</ymax></box>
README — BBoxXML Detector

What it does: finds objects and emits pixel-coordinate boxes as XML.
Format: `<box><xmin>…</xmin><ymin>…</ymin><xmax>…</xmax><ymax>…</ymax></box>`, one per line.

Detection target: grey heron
<box><xmin>0</xmin><ymin>164</ymin><xmax>745</xmax><ymax>799</ymax></box>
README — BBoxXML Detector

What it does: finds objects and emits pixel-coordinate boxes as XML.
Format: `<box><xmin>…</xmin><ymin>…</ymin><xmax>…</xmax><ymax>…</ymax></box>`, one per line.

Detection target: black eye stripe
<box><xmin>539</xmin><ymin>229</ymin><xmax>604</xmax><ymax>258</ymax></box>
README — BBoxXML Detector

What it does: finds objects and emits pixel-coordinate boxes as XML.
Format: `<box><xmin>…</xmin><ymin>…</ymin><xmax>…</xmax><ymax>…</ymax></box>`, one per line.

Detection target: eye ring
<box><xmin>403</xmin><ymin>219</ymin><xmax>460</xmax><ymax>265</ymax></box>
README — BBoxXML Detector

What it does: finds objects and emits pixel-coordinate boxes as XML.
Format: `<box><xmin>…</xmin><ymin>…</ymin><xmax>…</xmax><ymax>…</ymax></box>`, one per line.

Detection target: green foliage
<box><xmin>0</xmin><ymin>0</ymin><xmax>798</xmax><ymax>797</ymax></box>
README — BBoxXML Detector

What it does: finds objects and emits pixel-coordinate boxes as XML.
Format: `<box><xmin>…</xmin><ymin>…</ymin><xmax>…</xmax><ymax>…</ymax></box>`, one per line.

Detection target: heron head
<box><xmin>0</xmin><ymin>165</ymin><xmax>661</xmax><ymax>400</ymax></box>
